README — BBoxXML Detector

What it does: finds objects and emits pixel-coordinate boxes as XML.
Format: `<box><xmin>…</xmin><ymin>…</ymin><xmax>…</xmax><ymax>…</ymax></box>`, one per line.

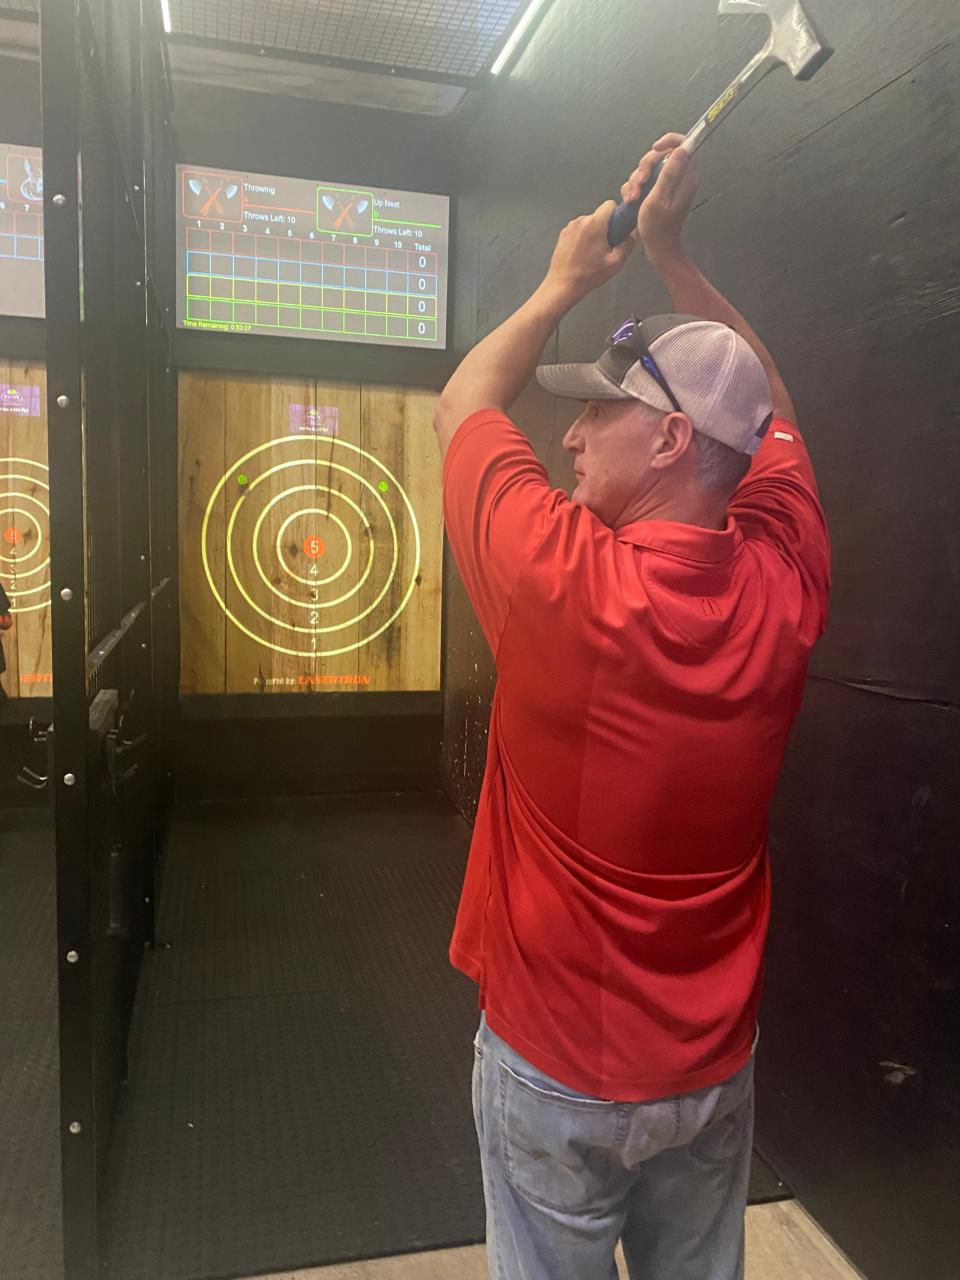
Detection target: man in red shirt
<box><xmin>435</xmin><ymin>134</ymin><xmax>829</xmax><ymax>1279</ymax></box>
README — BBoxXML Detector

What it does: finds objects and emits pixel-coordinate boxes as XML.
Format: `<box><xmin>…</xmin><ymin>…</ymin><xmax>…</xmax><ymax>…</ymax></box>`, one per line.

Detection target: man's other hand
<box><xmin>621</xmin><ymin>133</ymin><xmax>699</xmax><ymax>265</ymax></box>
<box><xmin>544</xmin><ymin>201</ymin><xmax>637</xmax><ymax>304</ymax></box>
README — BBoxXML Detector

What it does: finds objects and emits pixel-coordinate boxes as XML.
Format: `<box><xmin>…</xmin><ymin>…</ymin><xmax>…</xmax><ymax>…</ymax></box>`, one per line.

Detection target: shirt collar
<box><xmin>614</xmin><ymin>515</ymin><xmax>743</xmax><ymax>564</ymax></box>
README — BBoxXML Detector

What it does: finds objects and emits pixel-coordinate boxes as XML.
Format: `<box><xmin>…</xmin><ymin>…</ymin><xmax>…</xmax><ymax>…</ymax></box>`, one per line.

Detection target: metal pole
<box><xmin>38</xmin><ymin>0</ymin><xmax>99</xmax><ymax>1274</ymax></box>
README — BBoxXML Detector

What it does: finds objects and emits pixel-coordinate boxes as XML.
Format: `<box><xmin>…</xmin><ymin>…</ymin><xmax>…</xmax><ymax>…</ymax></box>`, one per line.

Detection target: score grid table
<box><xmin>184</xmin><ymin>231</ymin><xmax>439</xmax><ymax>342</ymax></box>
<box><xmin>176</xmin><ymin>166</ymin><xmax>449</xmax><ymax>349</ymax></box>
<box><xmin>0</xmin><ymin>143</ymin><xmax>45</xmax><ymax>320</ymax></box>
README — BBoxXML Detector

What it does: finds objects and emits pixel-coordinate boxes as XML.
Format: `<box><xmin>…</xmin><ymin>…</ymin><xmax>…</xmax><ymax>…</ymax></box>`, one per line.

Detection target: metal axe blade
<box><xmin>718</xmin><ymin>0</ymin><xmax>832</xmax><ymax>80</ymax></box>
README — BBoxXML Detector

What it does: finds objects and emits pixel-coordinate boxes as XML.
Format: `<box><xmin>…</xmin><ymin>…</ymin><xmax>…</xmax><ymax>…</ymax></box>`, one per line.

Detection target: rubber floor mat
<box><xmin>102</xmin><ymin>793</ymin><xmax>484</xmax><ymax>1280</ymax></box>
<box><xmin>0</xmin><ymin>809</ymin><xmax>64</xmax><ymax>1280</ymax></box>
<box><xmin>102</xmin><ymin>791</ymin><xmax>789</xmax><ymax>1280</ymax></box>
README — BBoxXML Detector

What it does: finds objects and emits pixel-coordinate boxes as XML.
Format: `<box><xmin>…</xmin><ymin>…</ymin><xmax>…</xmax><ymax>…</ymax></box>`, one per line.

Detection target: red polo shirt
<box><xmin>442</xmin><ymin>409</ymin><xmax>830</xmax><ymax>1102</ymax></box>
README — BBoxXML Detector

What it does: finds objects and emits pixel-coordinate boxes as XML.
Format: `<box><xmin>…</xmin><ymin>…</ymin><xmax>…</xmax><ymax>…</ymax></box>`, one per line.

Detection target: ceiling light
<box><xmin>491</xmin><ymin>0</ymin><xmax>550</xmax><ymax>76</ymax></box>
<box><xmin>160</xmin><ymin>0</ymin><xmax>172</xmax><ymax>35</ymax></box>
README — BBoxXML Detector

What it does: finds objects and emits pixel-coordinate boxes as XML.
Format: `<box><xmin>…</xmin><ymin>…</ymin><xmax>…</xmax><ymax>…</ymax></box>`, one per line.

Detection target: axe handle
<box><xmin>607</xmin><ymin>45</ymin><xmax>779</xmax><ymax>247</ymax></box>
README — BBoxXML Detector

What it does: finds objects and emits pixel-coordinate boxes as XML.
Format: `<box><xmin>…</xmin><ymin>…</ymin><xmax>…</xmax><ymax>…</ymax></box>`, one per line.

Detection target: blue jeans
<box><xmin>472</xmin><ymin>1012</ymin><xmax>755</xmax><ymax>1280</ymax></box>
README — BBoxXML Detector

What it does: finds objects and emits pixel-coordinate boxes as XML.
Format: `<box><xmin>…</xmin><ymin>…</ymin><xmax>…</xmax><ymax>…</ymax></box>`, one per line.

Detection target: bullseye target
<box><xmin>0</xmin><ymin>457</ymin><xmax>51</xmax><ymax>614</ymax></box>
<box><xmin>201</xmin><ymin>435</ymin><xmax>421</xmax><ymax>657</ymax></box>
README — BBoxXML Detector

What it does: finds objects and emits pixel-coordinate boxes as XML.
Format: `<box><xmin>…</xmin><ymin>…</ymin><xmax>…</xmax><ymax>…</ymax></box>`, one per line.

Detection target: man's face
<box><xmin>562</xmin><ymin>399</ymin><xmax>660</xmax><ymax>527</ymax></box>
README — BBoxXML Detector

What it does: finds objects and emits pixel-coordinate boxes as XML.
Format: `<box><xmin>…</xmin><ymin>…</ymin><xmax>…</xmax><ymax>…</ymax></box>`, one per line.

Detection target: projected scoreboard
<box><xmin>175</xmin><ymin>165</ymin><xmax>449</xmax><ymax>349</ymax></box>
<box><xmin>0</xmin><ymin>144</ymin><xmax>45</xmax><ymax>320</ymax></box>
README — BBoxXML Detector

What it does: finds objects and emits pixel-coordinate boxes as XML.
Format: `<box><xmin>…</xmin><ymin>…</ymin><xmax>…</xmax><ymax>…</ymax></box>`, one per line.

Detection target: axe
<box><xmin>608</xmin><ymin>0</ymin><xmax>832</xmax><ymax>245</ymax></box>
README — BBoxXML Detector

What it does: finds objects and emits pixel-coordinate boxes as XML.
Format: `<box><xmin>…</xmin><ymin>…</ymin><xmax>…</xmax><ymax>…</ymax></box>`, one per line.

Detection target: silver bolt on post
<box><xmin>52</xmin><ymin>194</ymin><xmax>66</xmax><ymax>207</ymax></box>
<box><xmin>66</xmin><ymin>950</ymin><xmax>79</xmax><ymax>964</ymax></box>
<box><xmin>60</xmin><ymin>587</ymin><xmax>73</xmax><ymax>602</ymax></box>
<box><xmin>63</xmin><ymin>773</ymin><xmax>76</xmax><ymax>786</ymax></box>
<box><xmin>68</xmin><ymin>1122</ymin><xmax>82</xmax><ymax>1135</ymax></box>
<box><xmin>56</xmin><ymin>395</ymin><xmax>70</xmax><ymax>409</ymax></box>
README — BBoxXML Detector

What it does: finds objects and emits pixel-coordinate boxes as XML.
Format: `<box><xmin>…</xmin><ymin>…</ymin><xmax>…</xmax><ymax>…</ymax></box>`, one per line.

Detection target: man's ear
<box><xmin>649</xmin><ymin>412</ymin><xmax>695</xmax><ymax>470</ymax></box>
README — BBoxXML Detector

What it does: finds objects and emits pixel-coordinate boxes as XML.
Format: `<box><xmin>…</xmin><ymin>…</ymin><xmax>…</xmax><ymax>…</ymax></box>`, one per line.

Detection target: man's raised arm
<box><xmin>627</xmin><ymin>134</ymin><xmax>797</xmax><ymax>425</ymax></box>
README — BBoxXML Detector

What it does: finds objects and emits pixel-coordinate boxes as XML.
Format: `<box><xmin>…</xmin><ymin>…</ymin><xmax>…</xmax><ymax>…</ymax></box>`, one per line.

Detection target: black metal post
<box><xmin>38</xmin><ymin>0</ymin><xmax>99</xmax><ymax>1275</ymax></box>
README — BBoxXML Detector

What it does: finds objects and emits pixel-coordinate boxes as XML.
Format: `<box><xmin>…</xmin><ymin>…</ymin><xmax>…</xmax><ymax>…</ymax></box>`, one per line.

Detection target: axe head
<box><xmin>719</xmin><ymin>0</ymin><xmax>832</xmax><ymax>79</ymax></box>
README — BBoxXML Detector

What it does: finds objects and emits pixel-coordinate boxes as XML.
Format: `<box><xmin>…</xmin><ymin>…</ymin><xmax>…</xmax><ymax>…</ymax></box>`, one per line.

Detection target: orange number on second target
<box><xmin>303</xmin><ymin>535</ymin><xmax>325</xmax><ymax>559</ymax></box>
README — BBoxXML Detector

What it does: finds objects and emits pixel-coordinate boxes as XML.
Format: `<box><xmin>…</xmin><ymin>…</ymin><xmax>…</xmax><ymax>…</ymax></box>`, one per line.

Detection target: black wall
<box><xmin>440</xmin><ymin>2</ymin><xmax>960</xmax><ymax>1276</ymax></box>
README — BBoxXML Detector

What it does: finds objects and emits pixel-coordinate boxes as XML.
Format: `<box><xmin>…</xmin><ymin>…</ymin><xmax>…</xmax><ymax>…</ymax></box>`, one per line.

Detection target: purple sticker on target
<box><xmin>289</xmin><ymin>404</ymin><xmax>339</xmax><ymax>436</ymax></box>
<box><xmin>0</xmin><ymin>385</ymin><xmax>41</xmax><ymax>417</ymax></box>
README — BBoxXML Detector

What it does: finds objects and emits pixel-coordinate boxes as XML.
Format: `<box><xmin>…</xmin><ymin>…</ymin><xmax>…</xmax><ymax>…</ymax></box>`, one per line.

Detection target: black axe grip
<box><xmin>607</xmin><ymin>156</ymin><xmax>666</xmax><ymax>246</ymax></box>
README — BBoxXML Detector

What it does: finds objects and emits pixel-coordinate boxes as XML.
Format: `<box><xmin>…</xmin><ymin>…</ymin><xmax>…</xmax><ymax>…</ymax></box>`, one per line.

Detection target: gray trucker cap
<box><xmin>536</xmin><ymin>314</ymin><xmax>774</xmax><ymax>455</ymax></box>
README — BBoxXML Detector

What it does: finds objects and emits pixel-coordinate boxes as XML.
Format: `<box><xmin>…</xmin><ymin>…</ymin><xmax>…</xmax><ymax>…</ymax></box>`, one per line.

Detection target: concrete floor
<box><xmin>254</xmin><ymin>1200</ymin><xmax>864</xmax><ymax>1280</ymax></box>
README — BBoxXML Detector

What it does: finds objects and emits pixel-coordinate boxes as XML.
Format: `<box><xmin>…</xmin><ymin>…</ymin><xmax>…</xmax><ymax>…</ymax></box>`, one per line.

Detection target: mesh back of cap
<box><xmin>622</xmin><ymin>321</ymin><xmax>773</xmax><ymax>452</ymax></box>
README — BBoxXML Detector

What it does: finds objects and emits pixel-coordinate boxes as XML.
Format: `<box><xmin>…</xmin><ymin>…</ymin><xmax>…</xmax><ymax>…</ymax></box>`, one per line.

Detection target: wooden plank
<box><xmin>247</xmin><ymin>1203</ymin><xmax>864</xmax><ymax>1279</ymax></box>
<box><xmin>741</xmin><ymin>1202</ymin><xmax>866</xmax><ymax>1280</ymax></box>
<box><xmin>12</xmin><ymin>360</ymin><xmax>51</xmax><ymax>698</ymax></box>
<box><xmin>222</xmin><ymin>372</ymin><xmax>318</xmax><ymax>694</ymax></box>
<box><xmin>359</xmin><ymin>384</ymin><xmax>442</xmax><ymax>692</ymax></box>
<box><xmin>0</xmin><ymin>359</ymin><xmax>51</xmax><ymax>698</ymax></box>
<box><xmin>306</xmin><ymin>378</ymin><xmax>363</xmax><ymax>692</ymax></box>
<box><xmin>178</xmin><ymin>371</ymin><xmax>226</xmax><ymax>694</ymax></box>
<box><xmin>0</xmin><ymin>356</ymin><xmax>20</xmax><ymax>699</ymax></box>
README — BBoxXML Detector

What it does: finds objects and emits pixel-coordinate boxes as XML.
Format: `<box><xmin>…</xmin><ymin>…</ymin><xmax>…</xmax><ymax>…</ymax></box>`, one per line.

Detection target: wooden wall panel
<box><xmin>311</xmin><ymin>378</ymin><xmax>363</xmax><ymax>689</ymax></box>
<box><xmin>178</xmin><ymin>372</ymin><xmax>226</xmax><ymax>694</ymax></box>
<box><xmin>222</xmin><ymin>374</ymin><xmax>316</xmax><ymax>693</ymax></box>
<box><xmin>0</xmin><ymin>358</ymin><xmax>51</xmax><ymax>698</ymax></box>
<box><xmin>360</xmin><ymin>384</ymin><xmax>442</xmax><ymax>692</ymax></box>
<box><xmin>179</xmin><ymin>371</ymin><xmax>441</xmax><ymax>696</ymax></box>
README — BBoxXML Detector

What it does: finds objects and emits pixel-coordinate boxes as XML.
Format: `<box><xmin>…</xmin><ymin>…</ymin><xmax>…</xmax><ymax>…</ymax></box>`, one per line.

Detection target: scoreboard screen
<box><xmin>175</xmin><ymin>164</ymin><xmax>449</xmax><ymax>349</ymax></box>
<box><xmin>0</xmin><ymin>143</ymin><xmax>45</xmax><ymax>320</ymax></box>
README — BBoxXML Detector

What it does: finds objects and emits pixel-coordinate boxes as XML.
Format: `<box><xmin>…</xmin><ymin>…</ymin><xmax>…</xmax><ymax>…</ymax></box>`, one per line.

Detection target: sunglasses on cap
<box><xmin>598</xmin><ymin>315</ymin><xmax>685</xmax><ymax>415</ymax></box>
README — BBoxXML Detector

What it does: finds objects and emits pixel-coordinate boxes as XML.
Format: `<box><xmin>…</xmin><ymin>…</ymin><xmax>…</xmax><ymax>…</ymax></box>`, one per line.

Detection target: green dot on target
<box><xmin>378</xmin><ymin>481</ymin><xmax>389</xmax><ymax>492</ymax></box>
<box><xmin>237</xmin><ymin>472</ymin><xmax>249</xmax><ymax>487</ymax></box>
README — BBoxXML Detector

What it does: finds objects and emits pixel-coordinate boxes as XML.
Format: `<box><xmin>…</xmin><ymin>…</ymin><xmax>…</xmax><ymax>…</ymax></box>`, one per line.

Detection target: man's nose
<box><xmin>563</xmin><ymin>419</ymin><xmax>583</xmax><ymax>451</ymax></box>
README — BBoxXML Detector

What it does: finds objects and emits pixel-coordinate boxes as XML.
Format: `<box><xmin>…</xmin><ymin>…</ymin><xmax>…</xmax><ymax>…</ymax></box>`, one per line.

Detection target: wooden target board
<box><xmin>178</xmin><ymin>371</ymin><xmax>442</xmax><ymax>695</ymax></box>
<box><xmin>0</xmin><ymin>358</ymin><xmax>52</xmax><ymax>699</ymax></box>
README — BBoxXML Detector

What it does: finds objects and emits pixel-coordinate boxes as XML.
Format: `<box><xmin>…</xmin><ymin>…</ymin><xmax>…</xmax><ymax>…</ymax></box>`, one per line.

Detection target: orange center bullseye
<box><xmin>303</xmin><ymin>535</ymin><xmax>325</xmax><ymax>559</ymax></box>
<box><xmin>3</xmin><ymin>527</ymin><xmax>21</xmax><ymax>545</ymax></box>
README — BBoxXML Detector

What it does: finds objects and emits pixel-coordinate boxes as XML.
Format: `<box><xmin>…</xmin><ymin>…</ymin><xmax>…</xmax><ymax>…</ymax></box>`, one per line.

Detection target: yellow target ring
<box><xmin>227</xmin><ymin>462</ymin><xmax>398</xmax><ymax>634</ymax></box>
<box><xmin>0</xmin><ymin>459</ymin><xmax>51</xmax><ymax>614</ymax></box>
<box><xmin>201</xmin><ymin>436</ymin><xmax>421</xmax><ymax>658</ymax></box>
<box><xmin>1</xmin><ymin>504</ymin><xmax>45</xmax><ymax>567</ymax></box>
<box><xmin>275</xmin><ymin>506</ymin><xmax>355</xmax><ymax>589</ymax></box>
<box><xmin>251</xmin><ymin>484</ymin><xmax>374</xmax><ymax>604</ymax></box>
